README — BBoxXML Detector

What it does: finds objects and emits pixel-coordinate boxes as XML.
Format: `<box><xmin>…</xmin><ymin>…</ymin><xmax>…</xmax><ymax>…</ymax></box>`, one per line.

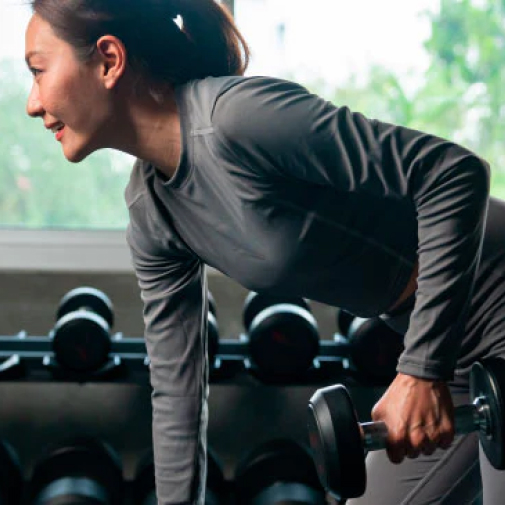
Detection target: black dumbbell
<box><xmin>0</xmin><ymin>440</ymin><xmax>23</xmax><ymax>505</ymax></box>
<box><xmin>52</xmin><ymin>287</ymin><xmax>114</xmax><ymax>373</ymax></box>
<box><xmin>133</xmin><ymin>446</ymin><xmax>227</xmax><ymax>505</ymax></box>
<box><xmin>29</xmin><ymin>436</ymin><xmax>123</xmax><ymax>505</ymax></box>
<box><xmin>234</xmin><ymin>438</ymin><xmax>327</xmax><ymax>505</ymax></box>
<box><xmin>206</xmin><ymin>448</ymin><xmax>227</xmax><ymax>505</ymax></box>
<box><xmin>242</xmin><ymin>292</ymin><xmax>320</xmax><ymax>380</ymax></box>
<box><xmin>207</xmin><ymin>291</ymin><xmax>220</xmax><ymax>367</ymax></box>
<box><xmin>335</xmin><ymin>308</ymin><xmax>354</xmax><ymax>336</ymax></box>
<box><xmin>307</xmin><ymin>358</ymin><xmax>505</xmax><ymax>501</ymax></box>
<box><xmin>334</xmin><ymin>309</ymin><xmax>404</xmax><ymax>385</ymax></box>
<box><xmin>208</xmin><ymin>291</ymin><xmax>217</xmax><ymax>320</ymax></box>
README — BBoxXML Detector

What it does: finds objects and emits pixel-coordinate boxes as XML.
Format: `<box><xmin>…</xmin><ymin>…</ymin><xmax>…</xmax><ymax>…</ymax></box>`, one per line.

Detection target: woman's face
<box><xmin>25</xmin><ymin>14</ymin><xmax>113</xmax><ymax>163</ymax></box>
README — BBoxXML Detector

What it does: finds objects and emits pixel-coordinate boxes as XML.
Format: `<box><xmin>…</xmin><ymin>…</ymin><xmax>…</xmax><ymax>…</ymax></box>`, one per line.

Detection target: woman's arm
<box><xmin>127</xmin><ymin>193</ymin><xmax>209</xmax><ymax>505</ymax></box>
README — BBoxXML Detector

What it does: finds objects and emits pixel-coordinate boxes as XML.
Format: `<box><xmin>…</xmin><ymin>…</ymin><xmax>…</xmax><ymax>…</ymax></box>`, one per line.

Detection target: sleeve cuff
<box><xmin>397</xmin><ymin>355</ymin><xmax>455</xmax><ymax>381</ymax></box>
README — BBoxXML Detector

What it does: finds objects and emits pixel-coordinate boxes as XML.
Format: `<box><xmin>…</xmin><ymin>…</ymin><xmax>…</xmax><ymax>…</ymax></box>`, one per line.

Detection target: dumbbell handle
<box><xmin>360</xmin><ymin>396</ymin><xmax>492</xmax><ymax>452</ymax></box>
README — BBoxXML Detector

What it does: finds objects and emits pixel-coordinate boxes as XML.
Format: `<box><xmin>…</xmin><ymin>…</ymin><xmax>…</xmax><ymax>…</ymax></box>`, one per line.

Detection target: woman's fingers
<box><xmin>408</xmin><ymin>423</ymin><xmax>440</xmax><ymax>456</ymax></box>
<box><xmin>371</xmin><ymin>373</ymin><xmax>456</xmax><ymax>464</ymax></box>
<box><xmin>385</xmin><ymin>423</ymin><xmax>441</xmax><ymax>462</ymax></box>
<box><xmin>385</xmin><ymin>428</ymin><xmax>407</xmax><ymax>464</ymax></box>
<box><xmin>437</xmin><ymin>416</ymin><xmax>456</xmax><ymax>450</ymax></box>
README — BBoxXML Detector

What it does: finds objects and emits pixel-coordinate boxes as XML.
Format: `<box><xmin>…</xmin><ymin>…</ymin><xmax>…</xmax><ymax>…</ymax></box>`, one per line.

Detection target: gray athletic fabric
<box><xmin>124</xmin><ymin>75</ymin><xmax>494</xmax><ymax>504</ymax></box>
<box><xmin>361</xmin><ymin>198</ymin><xmax>505</xmax><ymax>505</ymax></box>
<box><xmin>382</xmin><ymin>196</ymin><xmax>505</xmax><ymax>380</ymax></box>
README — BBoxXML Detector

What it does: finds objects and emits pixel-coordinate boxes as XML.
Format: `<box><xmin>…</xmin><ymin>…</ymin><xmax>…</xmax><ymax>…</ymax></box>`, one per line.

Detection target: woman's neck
<box><xmin>110</xmin><ymin>86</ymin><xmax>182</xmax><ymax>179</ymax></box>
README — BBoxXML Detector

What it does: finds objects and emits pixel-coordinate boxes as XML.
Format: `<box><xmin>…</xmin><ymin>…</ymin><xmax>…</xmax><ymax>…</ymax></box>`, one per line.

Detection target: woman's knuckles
<box><xmin>408</xmin><ymin>431</ymin><xmax>429</xmax><ymax>448</ymax></box>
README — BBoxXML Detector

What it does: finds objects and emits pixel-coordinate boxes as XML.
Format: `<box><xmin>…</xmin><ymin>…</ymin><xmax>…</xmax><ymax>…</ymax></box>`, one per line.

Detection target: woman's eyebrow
<box><xmin>25</xmin><ymin>50</ymin><xmax>43</xmax><ymax>65</ymax></box>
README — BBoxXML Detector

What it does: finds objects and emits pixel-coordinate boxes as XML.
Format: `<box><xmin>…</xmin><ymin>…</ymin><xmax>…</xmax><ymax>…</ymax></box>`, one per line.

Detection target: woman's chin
<box><xmin>63</xmin><ymin>145</ymin><xmax>93</xmax><ymax>164</ymax></box>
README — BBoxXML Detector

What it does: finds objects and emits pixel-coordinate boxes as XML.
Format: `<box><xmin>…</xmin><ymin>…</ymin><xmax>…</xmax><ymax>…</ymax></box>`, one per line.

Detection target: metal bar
<box><xmin>0</xmin><ymin>335</ymin><xmax>351</xmax><ymax>359</ymax></box>
<box><xmin>454</xmin><ymin>403</ymin><xmax>479</xmax><ymax>434</ymax></box>
<box><xmin>361</xmin><ymin>421</ymin><xmax>388</xmax><ymax>451</ymax></box>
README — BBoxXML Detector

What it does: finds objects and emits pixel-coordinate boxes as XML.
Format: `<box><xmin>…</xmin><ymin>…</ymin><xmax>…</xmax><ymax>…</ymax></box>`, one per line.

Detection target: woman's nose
<box><xmin>26</xmin><ymin>84</ymin><xmax>44</xmax><ymax>117</ymax></box>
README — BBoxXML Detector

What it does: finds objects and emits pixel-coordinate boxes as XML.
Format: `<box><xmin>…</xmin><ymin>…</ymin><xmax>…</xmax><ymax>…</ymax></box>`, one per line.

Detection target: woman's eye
<box><xmin>30</xmin><ymin>67</ymin><xmax>42</xmax><ymax>77</ymax></box>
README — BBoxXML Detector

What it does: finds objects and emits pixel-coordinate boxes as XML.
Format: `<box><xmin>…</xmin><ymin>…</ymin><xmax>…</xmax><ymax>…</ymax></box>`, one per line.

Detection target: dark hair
<box><xmin>31</xmin><ymin>0</ymin><xmax>250</xmax><ymax>86</ymax></box>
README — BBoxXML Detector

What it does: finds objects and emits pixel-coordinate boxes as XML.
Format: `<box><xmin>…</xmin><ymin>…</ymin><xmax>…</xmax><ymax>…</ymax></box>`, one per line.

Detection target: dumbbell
<box><xmin>334</xmin><ymin>308</ymin><xmax>404</xmax><ymax>385</ymax></box>
<box><xmin>133</xmin><ymin>446</ymin><xmax>227</xmax><ymax>505</ymax></box>
<box><xmin>52</xmin><ymin>287</ymin><xmax>114</xmax><ymax>373</ymax></box>
<box><xmin>28</xmin><ymin>436</ymin><xmax>123</xmax><ymax>505</ymax></box>
<box><xmin>234</xmin><ymin>438</ymin><xmax>327</xmax><ymax>505</ymax></box>
<box><xmin>0</xmin><ymin>440</ymin><xmax>23</xmax><ymax>505</ymax></box>
<box><xmin>242</xmin><ymin>292</ymin><xmax>320</xmax><ymax>380</ymax></box>
<box><xmin>307</xmin><ymin>358</ymin><xmax>505</xmax><ymax>501</ymax></box>
<box><xmin>207</xmin><ymin>291</ymin><xmax>220</xmax><ymax>367</ymax></box>
<box><xmin>205</xmin><ymin>448</ymin><xmax>227</xmax><ymax>505</ymax></box>
<box><xmin>335</xmin><ymin>308</ymin><xmax>354</xmax><ymax>336</ymax></box>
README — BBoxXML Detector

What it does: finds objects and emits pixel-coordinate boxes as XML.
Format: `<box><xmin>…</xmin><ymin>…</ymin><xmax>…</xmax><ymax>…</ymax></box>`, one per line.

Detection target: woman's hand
<box><xmin>371</xmin><ymin>373</ymin><xmax>455</xmax><ymax>463</ymax></box>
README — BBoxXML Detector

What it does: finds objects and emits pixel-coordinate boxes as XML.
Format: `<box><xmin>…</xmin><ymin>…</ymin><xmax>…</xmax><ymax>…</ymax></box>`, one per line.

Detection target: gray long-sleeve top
<box><xmin>124</xmin><ymin>76</ymin><xmax>490</xmax><ymax>504</ymax></box>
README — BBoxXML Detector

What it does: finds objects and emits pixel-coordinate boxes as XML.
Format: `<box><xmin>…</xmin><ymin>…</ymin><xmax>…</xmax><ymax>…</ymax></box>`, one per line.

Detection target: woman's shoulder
<box><xmin>180</xmin><ymin>75</ymin><xmax>310</xmax><ymax>117</ymax></box>
<box><xmin>124</xmin><ymin>160</ymin><xmax>196</xmax><ymax>260</ymax></box>
<box><xmin>124</xmin><ymin>158</ymin><xmax>152</xmax><ymax>209</ymax></box>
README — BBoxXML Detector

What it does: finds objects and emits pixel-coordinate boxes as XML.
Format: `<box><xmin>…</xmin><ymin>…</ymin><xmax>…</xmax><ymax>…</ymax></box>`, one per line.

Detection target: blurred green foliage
<box><xmin>1</xmin><ymin>0</ymin><xmax>503</xmax><ymax>229</ymax></box>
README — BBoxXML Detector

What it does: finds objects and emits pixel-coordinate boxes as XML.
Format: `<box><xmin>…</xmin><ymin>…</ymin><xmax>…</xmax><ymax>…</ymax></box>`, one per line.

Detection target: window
<box><xmin>1</xmin><ymin>0</ymin><xmax>503</xmax><ymax>269</ymax></box>
<box><xmin>237</xmin><ymin>0</ymin><xmax>504</xmax><ymax>198</ymax></box>
<box><xmin>0</xmin><ymin>2</ymin><xmax>133</xmax><ymax>232</ymax></box>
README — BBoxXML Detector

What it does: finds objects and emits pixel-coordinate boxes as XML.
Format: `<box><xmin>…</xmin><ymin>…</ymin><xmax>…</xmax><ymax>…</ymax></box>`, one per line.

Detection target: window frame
<box><xmin>0</xmin><ymin>229</ymin><xmax>132</xmax><ymax>272</ymax></box>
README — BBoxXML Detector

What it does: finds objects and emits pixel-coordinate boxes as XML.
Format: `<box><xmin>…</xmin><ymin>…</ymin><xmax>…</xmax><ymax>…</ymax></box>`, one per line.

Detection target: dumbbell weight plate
<box><xmin>234</xmin><ymin>438</ymin><xmax>326</xmax><ymax>505</ymax></box>
<box><xmin>206</xmin><ymin>291</ymin><xmax>220</xmax><ymax>368</ymax></box>
<box><xmin>208</xmin><ymin>291</ymin><xmax>217</xmax><ymax>317</ymax></box>
<box><xmin>243</xmin><ymin>292</ymin><xmax>311</xmax><ymax>331</ymax></box>
<box><xmin>57</xmin><ymin>288</ymin><xmax>114</xmax><ymax>330</ymax></box>
<box><xmin>205</xmin><ymin>448</ymin><xmax>227</xmax><ymax>505</ymax></box>
<box><xmin>0</xmin><ymin>440</ymin><xmax>23</xmax><ymax>505</ymax></box>
<box><xmin>307</xmin><ymin>385</ymin><xmax>366</xmax><ymax>500</ymax></box>
<box><xmin>347</xmin><ymin>318</ymin><xmax>404</xmax><ymax>385</ymax></box>
<box><xmin>33</xmin><ymin>477</ymin><xmax>108</xmax><ymax>504</ymax></box>
<box><xmin>249</xmin><ymin>305</ymin><xmax>319</xmax><ymax>378</ymax></box>
<box><xmin>29</xmin><ymin>437</ymin><xmax>123</xmax><ymax>505</ymax></box>
<box><xmin>470</xmin><ymin>358</ymin><xmax>505</xmax><ymax>470</ymax></box>
<box><xmin>131</xmin><ymin>450</ymin><xmax>156</xmax><ymax>505</ymax></box>
<box><xmin>52</xmin><ymin>312</ymin><xmax>111</xmax><ymax>373</ymax></box>
<box><xmin>336</xmin><ymin>308</ymin><xmax>354</xmax><ymax>336</ymax></box>
<box><xmin>207</xmin><ymin>311</ymin><xmax>219</xmax><ymax>367</ymax></box>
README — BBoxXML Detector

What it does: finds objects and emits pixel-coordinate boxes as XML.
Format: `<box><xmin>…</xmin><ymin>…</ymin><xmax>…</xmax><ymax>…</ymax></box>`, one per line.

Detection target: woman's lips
<box><xmin>55</xmin><ymin>126</ymin><xmax>65</xmax><ymax>141</ymax></box>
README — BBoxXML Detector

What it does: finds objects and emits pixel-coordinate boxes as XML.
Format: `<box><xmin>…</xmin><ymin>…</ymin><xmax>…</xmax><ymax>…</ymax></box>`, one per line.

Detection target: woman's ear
<box><xmin>95</xmin><ymin>35</ymin><xmax>127</xmax><ymax>89</ymax></box>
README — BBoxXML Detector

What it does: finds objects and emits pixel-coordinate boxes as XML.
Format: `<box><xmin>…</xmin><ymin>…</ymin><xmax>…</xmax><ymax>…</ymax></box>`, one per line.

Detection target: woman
<box><xmin>24</xmin><ymin>1</ymin><xmax>505</xmax><ymax>503</ymax></box>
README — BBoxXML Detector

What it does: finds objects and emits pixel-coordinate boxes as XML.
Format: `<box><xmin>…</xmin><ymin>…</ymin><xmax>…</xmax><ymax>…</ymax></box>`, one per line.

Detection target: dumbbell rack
<box><xmin>0</xmin><ymin>331</ymin><xmax>353</xmax><ymax>385</ymax></box>
<box><xmin>0</xmin><ymin>287</ymin><xmax>401</xmax><ymax>505</ymax></box>
<box><xmin>0</xmin><ymin>331</ymin><xmax>354</xmax><ymax>505</ymax></box>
